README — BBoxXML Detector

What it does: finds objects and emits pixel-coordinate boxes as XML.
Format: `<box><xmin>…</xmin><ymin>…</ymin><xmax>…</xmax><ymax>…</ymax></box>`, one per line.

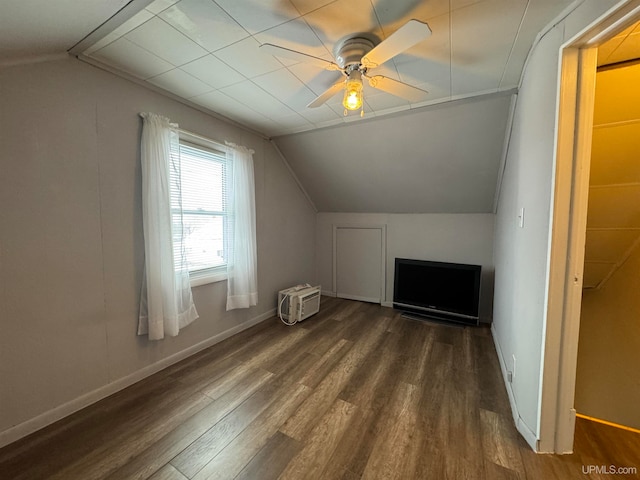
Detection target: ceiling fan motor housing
<box><xmin>334</xmin><ymin>37</ymin><xmax>376</xmax><ymax>69</ymax></box>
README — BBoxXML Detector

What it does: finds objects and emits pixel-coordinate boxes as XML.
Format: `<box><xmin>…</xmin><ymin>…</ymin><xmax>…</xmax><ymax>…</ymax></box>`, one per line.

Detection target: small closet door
<box><xmin>334</xmin><ymin>226</ymin><xmax>385</xmax><ymax>303</ymax></box>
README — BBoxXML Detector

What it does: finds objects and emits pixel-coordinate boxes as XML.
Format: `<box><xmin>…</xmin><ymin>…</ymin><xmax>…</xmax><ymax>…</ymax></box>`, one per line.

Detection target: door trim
<box><xmin>332</xmin><ymin>224</ymin><xmax>387</xmax><ymax>304</ymax></box>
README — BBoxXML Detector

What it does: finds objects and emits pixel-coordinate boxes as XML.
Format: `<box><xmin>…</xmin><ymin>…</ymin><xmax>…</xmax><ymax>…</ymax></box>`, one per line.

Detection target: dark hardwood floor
<box><xmin>1</xmin><ymin>297</ymin><xmax>638</xmax><ymax>479</ymax></box>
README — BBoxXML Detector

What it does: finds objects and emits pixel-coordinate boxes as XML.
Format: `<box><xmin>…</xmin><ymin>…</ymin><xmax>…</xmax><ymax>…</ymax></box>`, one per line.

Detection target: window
<box><xmin>170</xmin><ymin>135</ymin><xmax>229</xmax><ymax>286</ymax></box>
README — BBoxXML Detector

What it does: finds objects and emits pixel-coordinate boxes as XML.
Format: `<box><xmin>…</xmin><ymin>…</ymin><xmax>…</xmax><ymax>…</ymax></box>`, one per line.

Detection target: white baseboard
<box><xmin>338</xmin><ymin>293</ymin><xmax>381</xmax><ymax>304</ymax></box>
<box><xmin>0</xmin><ymin>308</ymin><xmax>275</xmax><ymax>449</ymax></box>
<box><xmin>490</xmin><ymin>323</ymin><xmax>539</xmax><ymax>452</ymax></box>
<box><xmin>321</xmin><ymin>290</ymin><xmax>336</xmax><ymax>297</ymax></box>
<box><xmin>381</xmin><ymin>301</ymin><xmax>393</xmax><ymax>308</ymax></box>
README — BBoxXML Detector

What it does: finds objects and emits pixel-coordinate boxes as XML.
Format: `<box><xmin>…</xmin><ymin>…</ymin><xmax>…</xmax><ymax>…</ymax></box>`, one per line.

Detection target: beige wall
<box><xmin>575</xmin><ymin>63</ymin><xmax>640</xmax><ymax>430</ymax></box>
<box><xmin>0</xmin><ymin>57</ymin><xmax>316</xmax><ymax>445</ymax></box>
<box><xmin>316</xmin><ymin>212</ymin><xmax>495</xmax><ymax>322</ymax></box>
<box><xmin>491</xmin><ymin>0</ymin><xmax>622</xmax><ymax>449</ymax></box>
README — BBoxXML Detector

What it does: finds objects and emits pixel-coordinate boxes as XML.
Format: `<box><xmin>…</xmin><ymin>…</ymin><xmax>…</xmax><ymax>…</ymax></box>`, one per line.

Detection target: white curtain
<box><xmin>138</xmin><ymin>112</ymin><xmax>198</xmax><ymax>340</ymax></box>
<box><xmin>225</xmin><ymin>143</ymin><xmax>258</xmax><ymax>310</ymax></box>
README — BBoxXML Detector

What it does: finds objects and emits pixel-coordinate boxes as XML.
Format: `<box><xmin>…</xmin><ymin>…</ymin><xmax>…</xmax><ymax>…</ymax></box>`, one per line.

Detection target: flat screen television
<box><xmin>393</xmin><ymin>258</ymin><xmax>481</xmax><ymax>325</ymax></box>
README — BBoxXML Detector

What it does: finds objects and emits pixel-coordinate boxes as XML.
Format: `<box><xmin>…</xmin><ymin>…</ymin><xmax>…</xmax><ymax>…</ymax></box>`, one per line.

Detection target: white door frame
<box><xmin>543</xmin><ymin>0</ymin><xmax>640</xmax><ymax>454</ymax></box>
<box><xmin>332</xmin><ymin>224</ymin><xmax>387</xmax><ymax>304</ymax></box>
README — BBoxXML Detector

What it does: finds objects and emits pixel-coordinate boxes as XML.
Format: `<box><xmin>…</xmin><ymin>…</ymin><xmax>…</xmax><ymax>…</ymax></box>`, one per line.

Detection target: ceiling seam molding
<box><xmin>68</xmin><ymin>0</ymin><xmax>155</xmax><ymax>56</ymax></box>
<box><xmin>498</xmin><ymin>0</ymin><xmax>531</xmax><ymax>90</ymax></box>
<box><xmin>0</xmin><ymin>52</ymin><xmax>70</xmax><ymax>68</ymax></box>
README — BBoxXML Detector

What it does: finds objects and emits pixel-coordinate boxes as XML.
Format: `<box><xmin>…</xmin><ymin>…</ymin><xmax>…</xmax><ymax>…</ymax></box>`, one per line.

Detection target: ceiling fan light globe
<box><xmin>343</xmin><ymin>73</ymin><xmax>363</xmax><ymax>111</ymax></box>
<box><xmin>343</xmin><ymin>88</ymin><xmax>363</xmax><ymax>110</ymax></box>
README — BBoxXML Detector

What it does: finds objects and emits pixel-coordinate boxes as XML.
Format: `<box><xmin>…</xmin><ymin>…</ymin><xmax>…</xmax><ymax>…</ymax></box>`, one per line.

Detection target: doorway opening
<box><xmin>545</xmin><ymin>0</ymin><xmax>640</xmax><ymax>455</ymax></box>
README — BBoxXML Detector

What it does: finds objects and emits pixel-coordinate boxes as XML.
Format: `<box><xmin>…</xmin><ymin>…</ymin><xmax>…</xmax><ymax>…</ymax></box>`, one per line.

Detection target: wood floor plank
<box><xmin>49</xmin><ymin>390</ymin><xmax>213</xmax><ymax>480</ymax></box>
<box><xmin>479</xmin><ymin>408</ymin><xmax>526</xmax><ymax>473</ymax></box>
<box><xmin>170</xmin><ymin>365</ymin><xmax>309</xmax><ymax>478</ymax></box>
<box><xmin>189</xmin><ymin>383</ymin><xmax>311</xmax><ymax>480</ymax></box>
<box><xmin>360</xmin><ymin>382</ymin><xmax>421</xmax><ymax>480</ymax></box>
<box><xmin>279</xmin><ymin>399</ymin><xmax>357</xmax><ymax>480</ymax></box>
<box><xmin>102</xmin><ymin>367</ymin><xmax>275</xmax><ymax>480</ymax></box>
<box><xmin>279</xmin><ymin>315</ymin><xmax>390</xmax><ymax>441</ymax></box>
<box><xmin>233</xmin><ymin>431</ymin><xmax>302</xmax><ymax>480</ymax></box>
<box><xmin>200</xmin><ymin>362</ymin><xmax>273</xmax><ymax>400</ymax></box>
<box><xmin>1</xmin><ymin>298</ymin><xmax>639</xmax><ymax>480</ymax></box>
<box><xmin>0</xmin><ymin>374</ymin><xmax>180</xmax><ymax>476</ymax></box>
<box><xmin>393</xmin><ymin>319</ymin><xmax>436</xmax><ymax>386</ymax></box>
<box><xmin>297</xmin><ymin>338</ymin><xmax>354</xmax><ymax>389</ymax></box>
<box><xmin>320</xmin><ymin>341</ymin><xmax>403</xmax><ymax>478</ymax></box>
<box><xmin>148</xmin><ymin>464</ymin><xmax>189</xmax><ymax>480</ymax></box>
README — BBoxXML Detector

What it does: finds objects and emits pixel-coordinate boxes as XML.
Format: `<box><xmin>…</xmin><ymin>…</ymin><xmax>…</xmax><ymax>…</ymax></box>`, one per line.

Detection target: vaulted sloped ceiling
<box><xmin>274</xmin><ymin>92</ymin><xmax>512</xmax><ymax>213</ymax></box>
<box><xmin>0</xmin><ymin>0</ymin><xmax>578</xmax><ymax>214</ymax></box>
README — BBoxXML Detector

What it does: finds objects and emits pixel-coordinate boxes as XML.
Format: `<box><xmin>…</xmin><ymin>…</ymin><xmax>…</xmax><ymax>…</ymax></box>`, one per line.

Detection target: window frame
<box><xmin>174</xmin><ymin>130</ymin><xmax>230</xmax><ymax>287</ymax></box>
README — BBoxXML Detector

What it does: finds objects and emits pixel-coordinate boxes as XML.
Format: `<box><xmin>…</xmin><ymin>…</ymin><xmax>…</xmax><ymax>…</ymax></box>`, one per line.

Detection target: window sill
<box><xmin>190</xmin><ymin>268</ymin><xmax>227</xmax><ymax>287</ymax></box>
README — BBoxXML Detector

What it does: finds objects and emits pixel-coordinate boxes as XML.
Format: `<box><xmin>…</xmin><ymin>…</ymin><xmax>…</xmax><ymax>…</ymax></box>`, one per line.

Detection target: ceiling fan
<box><xmin>260</xmin><ymin>19</ymin><xmax>432</xmax><ymax>116</ymax></box>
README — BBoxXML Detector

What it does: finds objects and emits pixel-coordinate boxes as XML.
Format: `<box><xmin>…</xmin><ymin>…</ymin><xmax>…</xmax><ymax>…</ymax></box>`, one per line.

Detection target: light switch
<box><xmin>518</xmin><ymin>208</ymin><xmax>525</xmax><ymax>228</ymax></box>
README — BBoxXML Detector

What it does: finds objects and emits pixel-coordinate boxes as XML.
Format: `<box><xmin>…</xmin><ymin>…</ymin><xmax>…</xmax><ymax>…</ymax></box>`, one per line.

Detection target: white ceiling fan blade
<box><xmin>361</xmin><ymin>19</ymin><xmax>432</xmax><ymax>68</ymax></box>
<box><xmin>307</xmin><ymin>79</ymin><xmax>345</xmax><ymax>108</ymax></box>
<box><xmin>367</xmin><ymin>75</ymin><xmax>429</xmax><ymax>103</ymax></box>
<box><xmin>260</xmin><ymin>43</ymin><xmax>340</xmax><ymax>71</ymax></box>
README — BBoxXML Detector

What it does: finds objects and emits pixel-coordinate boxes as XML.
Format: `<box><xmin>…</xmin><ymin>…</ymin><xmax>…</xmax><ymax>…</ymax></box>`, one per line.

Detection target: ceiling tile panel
<box><xmin>145</xmin><ymin>0</ymin><xmax>181</xmax><ymax>15</ymax></box>
<box><xmin>451</xmin><ymin>0</ymin><xmax>483</xmax><ymax>9</ymax></box>
<box><xmin>372</xmin><ymin>0</ymin><xmax>449</xmax><ymax>37</ymax></box>
<box><xmin>221</xmin><ymin>80</ymin><xmax>296</xmax><ymax>118</ymax></box>
<box><xmin>298</xmin><ymin>104</ymin><xmax>341</xmax><ymax>124</ymax></box>
<box><xmin>125</xmin><ymin>16</ymin><xmax>208</xmax><ymax>66</ymax></box>
<box><xmin>287</xmin><ymin>62</ymin><xmax>344</xmax><ymax>96</ymax></box>
<box><xmin>92</xmin><ymin>37</ymin><xmax>174</xmax><ymax>79</ymax></box>
<box><xmin>450</xmin><ymin>0</ymin><xmax>528</xmax><ymax>95</ymax></box>
<box><xmin>289</xmin><ymin>0</ymin><xmax>335</xmax><ymax>15</ymax></box>
<box><xmin>269</xmin><ymin>113</ymin><xmax>314</xmax><ymax>133</ymax></box>
<box><xmin>254</xmin><ymin>68</ymin><xmax>319</xmax><ymax>110</ymax></box>
<box><xmin>84</xmin><ymin>9</ymin><xmax>154</xmax><ymax>56</ymax></box>
<box><xmin>148</xmin><ymin>68</ymin><xmax>214</xmax><ymax>98</ymax></box>
<box><xmin>214</xmin><ymin>36</ymin><xmax>285</xmax><ymax>77</ymax></box>
<box><xmin>499</xmin><ymin>0</ymin><xmax>574</xmax><ymax>89</ymax></box>
<box><xmin>590</xmin><ymin>123</ymin><xmax>640</xmax><ymax>185</ymax></box>
<box><xmin>255</xmin><ymin>18</ymin><xmax>332</xmax><ymax>61</ymax></box>
<box><xmin>192</xmin><ymin>90</ymin><xmax>271</xmax><ymax>126</ymax></box>
<box><xmin>213</xmin><ymin>0</ymin><xmax>300</xmax><ymax>34</ymax></box>
<box><xmin>395</xmin><ymin>58</ymin><xmax>450</xmax><ymax>100</ymax></box>
<box><xmin>181</xmin><ymin>54</ymin><xmax>246</xmax><ymax>88</ymax></box>
<box><xmin>361</xmin><ymin>89</ymin><xmax>410</xmax><ymax>111</ymax></box>
<box><xmin>159</xmin><ymin>0</ymin><xmax>250</xmax><ymax>52</ymax></box>
<box><xmin>303</xmin><ymin>0</ymin><xmax>385</xmax><ymax>49</ymax></box>
<box><xmin>367</xmin><ymin>62</ymin><xmax>401</xmax><ymax>81</ymax></box>
<box><xmin>392</xmin><ymin>13</ymin><xmax>451</xmax><ymax>100</ymax></box>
